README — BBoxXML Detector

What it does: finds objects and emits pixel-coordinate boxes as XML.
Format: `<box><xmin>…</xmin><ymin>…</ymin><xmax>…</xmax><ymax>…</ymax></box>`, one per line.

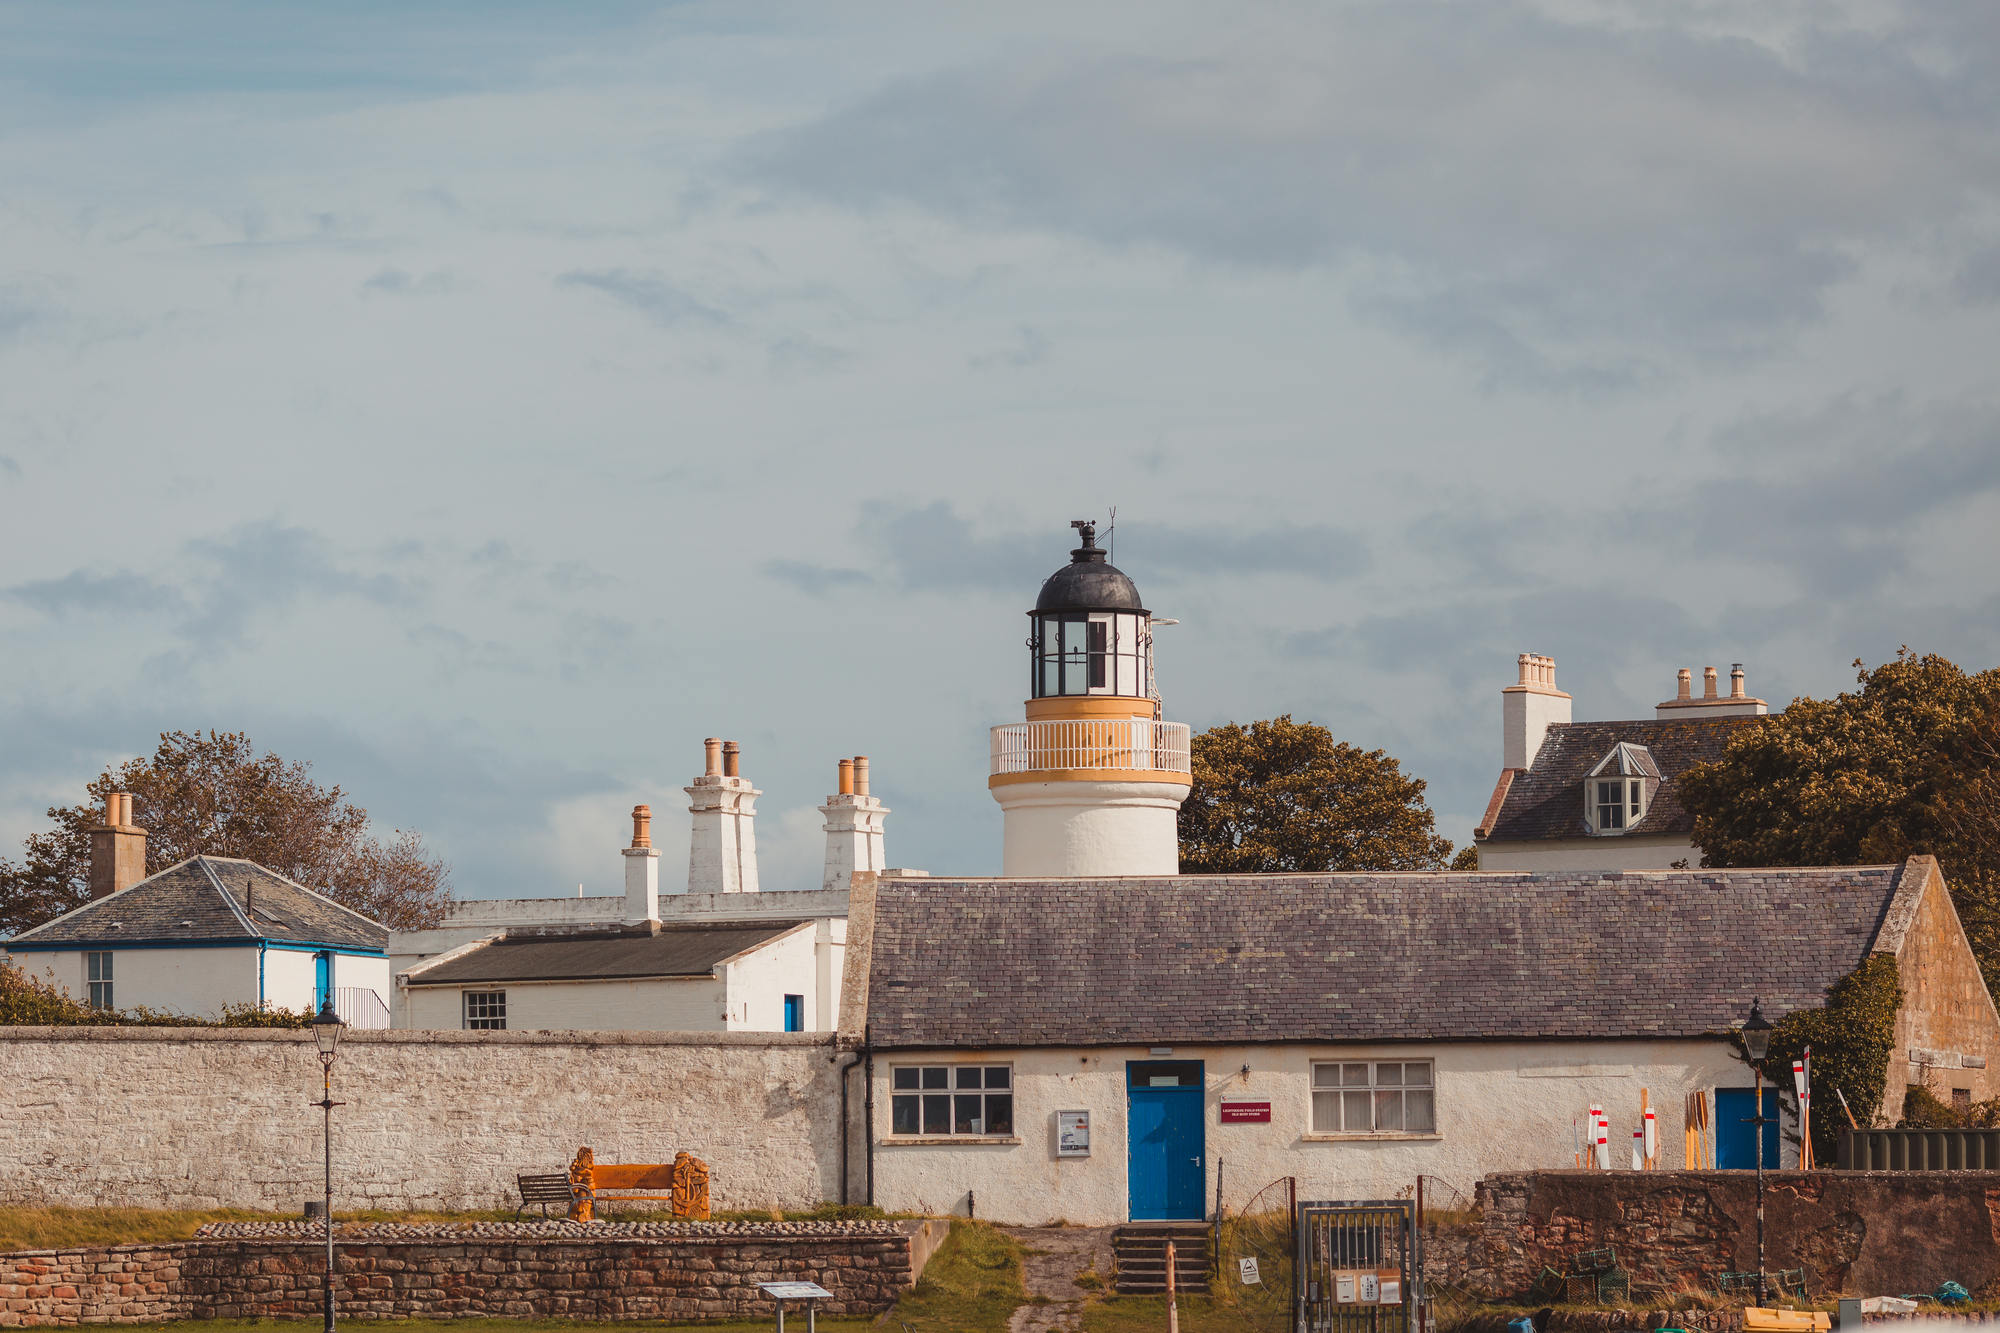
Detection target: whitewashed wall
<box><xmin>720</xmin><ymin>923</ymin><xmax>837</xmax><ymax>1031</ymax></box>
<box><xmin>868</xmin><ymin>1038</ymin><xmax>1769</xmax><ymax>1226</ymax></box>
<box><xmin>5</xmin><ymin>947</ymin><xmax>258</xmax><ymax>1016</ymax></box>
<box><xmin>1476</xmin><ymin>836</ymin><xmax>1699</xmax><ymax>872</ymax></box>
<box><xmin>400</xmin><ymin>975</ymin><xmax>724</xmax><ymax>1031</ymax></box>
<box><xmin>0</xmin><ymin>1028</ymin><xmax>846</xmax><ymax>1212</ymax></box>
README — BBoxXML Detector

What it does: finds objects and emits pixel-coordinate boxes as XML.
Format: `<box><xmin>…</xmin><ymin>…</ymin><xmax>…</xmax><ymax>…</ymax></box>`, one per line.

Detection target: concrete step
<box><xmin>1113</xmin><ymin>1223</ymin><xmax>1212</xmax><ymax>1294</ymax></box>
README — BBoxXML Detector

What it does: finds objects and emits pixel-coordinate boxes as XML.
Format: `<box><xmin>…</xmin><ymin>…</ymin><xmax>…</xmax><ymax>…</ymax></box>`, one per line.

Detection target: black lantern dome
<box><xmin>1027</xmin><ymin>521</ymin><xmax>1153</xmax><ymax>700</ymax></box>
<box><xmin>1034</xmin><ymin>522</ymin><xmax>1146</xmax><ymax>614</ymax></box>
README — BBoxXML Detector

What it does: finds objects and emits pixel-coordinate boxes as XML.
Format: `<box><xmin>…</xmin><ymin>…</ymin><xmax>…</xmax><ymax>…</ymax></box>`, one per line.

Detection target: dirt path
<box><xmin>1002</xmin><ymin>1226</ymin><xmax>1117</xmax><ymax>1333</ymax></box>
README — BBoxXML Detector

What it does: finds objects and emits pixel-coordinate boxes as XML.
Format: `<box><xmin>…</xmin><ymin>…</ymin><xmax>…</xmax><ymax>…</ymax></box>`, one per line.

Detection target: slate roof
<box><xmin>404</xmin><ymin>920</ymin><xmax>811</xmax><ymax>985</ymax></box>
<box><xmin>6</xmin><ymin>856</ymin><xmax>388</xmax><ymax>951</ymax></box>
<box><xmin>1479</xmin><ymin>717</ymin><xmax>1765</xmax><ymax>842</ymax></box>
<box><xmin>861</xmin><ymin>865</ymin><xmax>1906</xmax><ymax>1049</ymax></box>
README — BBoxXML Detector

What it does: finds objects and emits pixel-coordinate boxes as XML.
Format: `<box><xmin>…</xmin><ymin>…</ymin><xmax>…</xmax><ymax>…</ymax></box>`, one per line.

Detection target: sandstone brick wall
<box><xmin>1458</xmin><ymin>1170</ymin><xmax>2000</xmax><ymax>1299</ymax></box>
<box><xmin>0</xmin><ymin>1028</ymin><xmax>847</xmax><ymax>1213</ymax></box>
<box><xmin>0</xmin><ymin>1231</ymin><xmax>914</xmax><ymax>1327</ymax></box>
<box><xmin>1878</xmin><ymin>858</ymin><xmax>2000</xmax><ymax>1110</ymax></box>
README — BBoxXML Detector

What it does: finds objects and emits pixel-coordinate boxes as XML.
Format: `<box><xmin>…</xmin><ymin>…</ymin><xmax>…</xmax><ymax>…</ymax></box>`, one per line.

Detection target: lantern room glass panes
<box><xmin>1031</xmin><ymin>612</ymin><xmax>1150</xmax><ymax>698</ymax></box>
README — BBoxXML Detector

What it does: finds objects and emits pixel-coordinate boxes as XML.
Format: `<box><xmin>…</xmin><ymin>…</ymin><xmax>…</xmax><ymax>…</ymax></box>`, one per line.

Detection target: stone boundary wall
<box><xmin>1459</xmin><ymin>1171</ymin><xmax>2000</xmax><ymax>1299</ymax></box>
<box><xmin>0</xmin><ymin>1027</ymin><xmax>849</xmax><ymax>1213</ymax></box>
<box><xmin>0</xmin><ymin>1227</ymin><xmax>924</xmax><ymax>1326</ymax></box>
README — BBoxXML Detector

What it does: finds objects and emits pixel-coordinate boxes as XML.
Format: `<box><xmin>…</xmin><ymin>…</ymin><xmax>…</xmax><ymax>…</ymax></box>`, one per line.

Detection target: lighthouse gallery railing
<box><xmin>989</xmin><ymin>719</ymin><xmax>1191</xmax><ymax>777</ymax></box>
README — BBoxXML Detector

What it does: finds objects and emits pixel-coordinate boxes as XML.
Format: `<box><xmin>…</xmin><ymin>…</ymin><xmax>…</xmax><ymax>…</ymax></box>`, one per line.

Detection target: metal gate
<box><xmin>1294</xmin><ymin>1200</ymin><xmax>1419</xmax><ymax>1333</ymax></box>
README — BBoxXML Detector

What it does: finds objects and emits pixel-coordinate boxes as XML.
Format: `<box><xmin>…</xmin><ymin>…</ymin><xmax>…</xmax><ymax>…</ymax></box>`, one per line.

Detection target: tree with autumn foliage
<box><xmin>1177</xmin><ymin>715</ymin><xmax>1455</xmax><ymax>873</ymax></box>
<box><xmin>1679</xmin><ymin>651</ymin><xmax>2000</xmax><ymax>996</ymax></box>
<box><xmin>0</xmin><ymin>730</ymin><xmax>452</xmax><ymax>936</ymax></box>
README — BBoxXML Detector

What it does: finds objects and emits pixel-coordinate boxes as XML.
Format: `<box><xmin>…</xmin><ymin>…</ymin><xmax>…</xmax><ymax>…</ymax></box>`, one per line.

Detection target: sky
<box><xmin>4</xmin><ymin>1</ymin><xmax>2000</xmax><ymax>902</ymax></box>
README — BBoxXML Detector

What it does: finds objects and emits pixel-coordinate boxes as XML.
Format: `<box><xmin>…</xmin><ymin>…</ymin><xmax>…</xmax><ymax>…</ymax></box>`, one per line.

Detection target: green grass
<box><xmin>889</xmin><ymin>1219</ymin><xmax>1025</xmax><ymax>1333</ymax></box>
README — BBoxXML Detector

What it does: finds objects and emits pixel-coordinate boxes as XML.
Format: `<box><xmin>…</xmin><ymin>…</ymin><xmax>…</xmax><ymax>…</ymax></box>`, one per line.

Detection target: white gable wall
<box><xmin>1477</xmin><ymin>836</ymin><xmax>1699</xmax><ymax>872</ymax></box>
<box><xmin>868</xmin><ymin>1037</ymin><xmax>1769</xmax><ymax>1226</ymax></box>
<box><xmin>720</xmin><ymin>922</ymin><xmax>841</xmax><ymax>1031</ymax></box>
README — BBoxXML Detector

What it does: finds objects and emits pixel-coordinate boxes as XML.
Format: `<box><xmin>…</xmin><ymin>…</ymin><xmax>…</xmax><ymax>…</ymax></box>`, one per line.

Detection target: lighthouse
<box><xmin>988</xmin><ymin>521</ymin><xmax>1193</xmax><ymax>876</ymax></box>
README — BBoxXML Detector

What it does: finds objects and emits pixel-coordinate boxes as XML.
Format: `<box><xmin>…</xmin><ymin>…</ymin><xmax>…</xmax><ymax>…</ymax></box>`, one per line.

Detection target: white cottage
<box><xmin>841</xmin><ymin>859</ymin><xmax>1999</xmax><ymax>1225</ymax></box>
<box><xmin>2</xmin><ymin>813</ymin><xmax>391</xmax><ymax>1025</ymax></box>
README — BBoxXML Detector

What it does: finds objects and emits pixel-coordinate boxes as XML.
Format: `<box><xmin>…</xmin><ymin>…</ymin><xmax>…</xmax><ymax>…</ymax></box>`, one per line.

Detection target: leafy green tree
<box><xmin>1679</xmin><ymin>651</ymin><xmax>2000</xmax><ymax>995</ymax></box>
<box><xmin>1450</xmin><ymin>845</ymin><xmax>1479</xmax><ymax>871</ymax></box>
<box><xmin>1178</xmin><ymin>715</ymin><xmax>1454</xmax><ymax>873</ymax></box>
<box><xmin>0</xmin><ymin>730</ymin><xmax>451</xmax><ymax>936</ymax></box>
<box><xmin>1758</xmin><ymin>954</ymin><xmax>1903</xmax><ymax>1164</ymax></box>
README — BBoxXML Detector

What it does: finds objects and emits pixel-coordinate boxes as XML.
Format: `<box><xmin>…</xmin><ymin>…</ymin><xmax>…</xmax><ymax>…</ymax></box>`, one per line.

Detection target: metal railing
<box><xmin>1838</xmin><ymin>1127</ymin><xmax>2000</xmax><ymax>1170</ymax></box>
<box><xmin>334</xmin><ymin>985</ymin><xmax>391</xmax><ymax>1030</ymax></box>
<box><xmin>990</xmin><ymin>719</ymin><xmax>1192</xmax><ymax>777</ymax></box>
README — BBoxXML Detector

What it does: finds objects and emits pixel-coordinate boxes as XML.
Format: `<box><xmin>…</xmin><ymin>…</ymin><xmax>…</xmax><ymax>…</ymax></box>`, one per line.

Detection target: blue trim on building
<box><xmin>5</xmin><ymin>938</ymin><xmax>384</xmax><ymax>958</ymax></box>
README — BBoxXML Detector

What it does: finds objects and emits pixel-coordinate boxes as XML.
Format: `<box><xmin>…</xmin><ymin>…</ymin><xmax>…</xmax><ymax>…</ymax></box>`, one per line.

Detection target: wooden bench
<box><xmin>566</xmin><ymin>1146</ymin><xmax>711</xmax><ymax>1222</ymax></box>
<box><xmin>516</xmin><ymin>1173</ymin><xmax>575</xmax><ymax>1220</ymax></box>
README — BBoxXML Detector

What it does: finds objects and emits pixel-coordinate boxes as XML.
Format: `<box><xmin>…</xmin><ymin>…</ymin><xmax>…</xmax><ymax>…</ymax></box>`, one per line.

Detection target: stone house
<box><xmin>2</xmin><ymin>799</ymin><xmax>391</xmax><ymax>1024</ymax></box>
<box><xmin>838</xmin><ymin>856</ymin><xmax>1998</xmax><ymax>1225</ymax></box>
<box><xmin>1475</xmin><ymin>655</ymin><xmax>1771</xmax><ymax>871</ymax></box>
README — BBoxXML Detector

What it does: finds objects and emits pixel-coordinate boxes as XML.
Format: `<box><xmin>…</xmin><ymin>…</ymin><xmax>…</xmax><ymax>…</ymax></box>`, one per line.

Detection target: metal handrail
<box><xmin>334</xmin><ymin>985</ymin><xmax>391</xmax><ymax>1030</ymax></box>
<box><xmin>990</xmin><ymin>719</ymin><xmax>1192</xmax><ymax>776</ymax></box>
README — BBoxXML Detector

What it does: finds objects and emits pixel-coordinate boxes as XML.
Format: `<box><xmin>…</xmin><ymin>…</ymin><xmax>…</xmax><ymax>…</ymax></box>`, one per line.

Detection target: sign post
<box><xmin>758</xmin><ymin>1281</ymin><xmax>833</xmax><ymax>1333</ymax></box>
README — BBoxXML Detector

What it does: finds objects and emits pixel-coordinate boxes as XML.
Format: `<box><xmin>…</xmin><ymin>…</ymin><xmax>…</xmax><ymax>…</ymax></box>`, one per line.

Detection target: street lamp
<box><xmin>311</xmin><ymin>999</ymin><xmax>347</xmax><ymax>1333</ymax></box>
<box><xmin>1740</xmin><ymin>998</ymin><xmax>1775</xmax><ymax>1307</ymax></box>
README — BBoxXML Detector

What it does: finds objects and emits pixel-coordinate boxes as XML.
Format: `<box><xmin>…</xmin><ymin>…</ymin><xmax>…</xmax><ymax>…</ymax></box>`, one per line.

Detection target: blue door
<box><xmin>1127</xmin><ymin>1061</ymin><xmax>1205</xmax><ymax>1220</ymax></box>
<box><xmin>313</xmin><ymin>953</ymin><xmax>332</xmax><ymax>1013</ymax></box>
<box><xmin>783</xmin><ymin>994</ymin><xmax>805</xmax><ymax>1032</ymax></box>
<box><xmin>1715</xmin><ymin>1087</ymin><xmax>1779</xmax><ymax>1168</ymax></box>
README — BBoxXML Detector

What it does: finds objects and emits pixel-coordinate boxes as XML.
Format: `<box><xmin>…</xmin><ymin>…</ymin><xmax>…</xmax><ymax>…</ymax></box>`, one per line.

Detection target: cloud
<box><xmin>969</xmin><ymin>325</ymin><xmax>1049</xmax><ymax>371</ymax></box>
<box><xmin>741</xmin><ymin>4</ymin><xmax>2000</xmax><ymax>382</ymax></box>
<box><xmin>761</xmin><ymin>560</ymin><xmax>874</xmax><ymax>596</ymax></box>
<box><xmin>5</xmin><ymin>523</ymin><xmax>417</xmax><ymax>648</ymax></box>
<box><xmin>555</xmin><ymin>269</ymin><xmax>731</xmax><ymax>328</ymax></box>
<box><xmin>359</xmin><ymin>268</ymin><xmax>456</xmax><ymax>297</ymax></box>
<box><xmin>766</xmin><ymin>335</ymin><xmax>851</xmax><ymax>376</ymax></box>
<box><xmin>0</xmin><ymin>456</ymin><xmax>20</xmax><ymax>481</ymax></box>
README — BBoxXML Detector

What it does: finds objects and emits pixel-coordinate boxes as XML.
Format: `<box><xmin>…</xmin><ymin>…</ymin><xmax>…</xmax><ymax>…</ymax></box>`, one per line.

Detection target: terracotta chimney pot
<box><xmin>854</xmin><ymin>756</ymin><xmax>871</xmax><ymax>798</ymax></box>
<box><xmin>703</xmin><ymin>737</ymin><xmax>722</xmax><ymax>777</ymax></box>
<box><xmin>1703</xmin><ymin>666</ymin><xmax>1719</xmax><ymax>699</ymax></box>
<box><xmin>722</xmin><ymin>741</ymin><xmax>741</xmax><ymax>778</ymax></box>
<box><xmin>1677</xmin><ymin>669</ymin><xmax>1692</xmax><ymax>701</ymax></box>
<box><xmin>838</xmin><ymin>758</ymin><xmax>854</xmax><ymax>796</ymax></box>
<box><xmin>1731</xmin><ymin>664</ymin><xmax>1747</xmax><ymax>699</ymax></box>
<box><xmin>631</xmin><ymin>804</ymin><xmax>652</xmax><ymax>849</ymax></box>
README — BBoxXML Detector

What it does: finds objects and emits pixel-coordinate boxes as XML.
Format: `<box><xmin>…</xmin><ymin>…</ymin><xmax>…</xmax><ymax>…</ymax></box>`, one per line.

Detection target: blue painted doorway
<box><xmin>313</xmin><ymin>953</ymin><xmax>332</xmax><ymax>1013</ymax></box>
<box><xmin>1715</xmin><ymin>1086</ymin><xmax>1779</xmax><ymax>1168</ymax></box>
<box><xmin>1127</xmin><ymin>1061</ymin><xmax>1205</xmax><ymax>1221</ymax></box>
<box><xmin>783</xmin><ymin>994</ymin><xmax>805</xmax><ymax>1032</ymax></box>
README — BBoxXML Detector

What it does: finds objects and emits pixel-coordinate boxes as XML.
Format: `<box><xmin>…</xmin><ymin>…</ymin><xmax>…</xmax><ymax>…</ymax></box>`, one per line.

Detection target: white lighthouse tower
<box><xmin>988</xmin><ymin>521</ymin><xmax>1193</xmax><ymax>876</ymax></box>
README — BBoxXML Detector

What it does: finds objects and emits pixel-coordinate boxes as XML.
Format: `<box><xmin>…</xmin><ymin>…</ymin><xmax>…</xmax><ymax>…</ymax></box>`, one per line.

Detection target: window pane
<box><xmin>1343</xmin><ymin>1090</ymin><xmax>1371</xmax><ymax>1130</ymax></box>
<box><xmin>984</xmin><ymin>1094</ymin><xmax>1014</xmax><ymax>1135</ymax></box>
<box><xmin>1312</xmin><ymin>1090</ymin><xmax>1340</xmax><ymax>1132</ymax></box>
<box><xmin>956</xmin><ymin>1067</ymin><xmax>983</xmax><ymax>1089</ymax></box>
<box><xmin>955</xmin><ymin>1095</ymin><xmax>984</xmax><ymax>1134</ymax></box>
<box><xmin>1404</xmin><ymin>1062</ymin><xmax>1432</xmax><ymax>1087</ymax></box>
<box><xmin>1374</xmin><ymin>1090</ymin><xmax>1404</xmax><ymax>1132</ymax></box>
<box><xmin>893</xmin><ymin>1068</ymin><xmax>921</xmax><ymax>1090</ymax></box>
<box><xmin>1629</xmin><ymin>780</ymin><xmax>1640</xmax><ymax>809</ymax></box>
<box><xmin>1405</xmin><ymin>1089</ymin><xmax>1436</xmax><ymax>1133</ymax></box>
<box><xmin>1376</xmin><ymin>1063</ymin><xmax>1404</xmax><ymax>1086</ymax></box>
<box><xmin>985</xmin><ymin>1066</ymin><xmax>1011</xmax><ymax>1089</ymax></box>
<box><xmin>1312</xmin><ymin>1063</ymin><xmax>1339</xmax><ymax>1089</ymax></box>
<box><xmin>892</xmin><ymin>1095</ymin><xmax>919</xmax><ymax>1135</ymax></box>
<box><xmin>922</xmin><ymin>1094</ymin><xmax>951</xmax><ymax>1134</ymax></box>
<box><xmin>921</xmin><ymin>1067</ymin><xmax>949</xmax><ymax>1089</ymax></box>
<box><xmin>1342</xmin><ymin>1063</ymin><xmax>1369</xmax><ymax>1086</ymax></box>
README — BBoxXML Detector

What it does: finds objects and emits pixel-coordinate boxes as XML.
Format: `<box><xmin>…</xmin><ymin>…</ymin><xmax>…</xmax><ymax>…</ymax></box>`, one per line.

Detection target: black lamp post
<box><xmin>311</xmin><ymin>999</ymin><xmax>347</xmax><ymax>1333</ymax></box>
<box><xmin>1740</xmin><ymin>998</ymin><xmax>1775</xmax><ymax>1306</ymax></box>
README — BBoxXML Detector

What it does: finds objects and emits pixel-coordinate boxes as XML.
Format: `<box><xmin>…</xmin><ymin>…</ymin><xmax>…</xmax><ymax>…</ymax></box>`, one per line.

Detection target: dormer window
<box><xmin>1585</xmin><ymin>742</ymin><xmax>1659</xmax><ymax>835</ymax></box>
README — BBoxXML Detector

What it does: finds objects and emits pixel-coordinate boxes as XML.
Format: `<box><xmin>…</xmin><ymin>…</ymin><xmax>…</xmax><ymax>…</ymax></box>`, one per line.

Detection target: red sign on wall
<box><xmin>1220</xmin><ymin>1100</ymin><xmax>1272</xmax><ymax>1123</ymax></box>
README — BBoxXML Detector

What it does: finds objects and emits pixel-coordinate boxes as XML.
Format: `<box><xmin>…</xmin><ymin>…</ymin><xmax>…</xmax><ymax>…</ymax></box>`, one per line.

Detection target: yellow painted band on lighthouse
<box><xmin>1023</xmin><ymin>696</ymin><xmax>1156</xmax><ymax>723</ymax></box>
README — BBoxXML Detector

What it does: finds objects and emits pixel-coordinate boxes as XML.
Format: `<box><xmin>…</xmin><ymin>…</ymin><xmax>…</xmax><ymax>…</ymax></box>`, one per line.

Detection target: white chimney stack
<box><xmin>819</xmin><ymin>755</ymin><xmax>888</xmax><ymax>893</ymax></box>
<box><xmin>1501</xmin><ymin>653</ymin><xmax>1572</xmax><ymax>771</ymax></box>
<box><xmin>686</xmin><ymin>738</ymin><xmax>760</xmax><ymax>894</ymax></box>
<box><xmin>623</xmin><ymin>803</ymin><xmax>659</xmax><ymax>922</ymax></box>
